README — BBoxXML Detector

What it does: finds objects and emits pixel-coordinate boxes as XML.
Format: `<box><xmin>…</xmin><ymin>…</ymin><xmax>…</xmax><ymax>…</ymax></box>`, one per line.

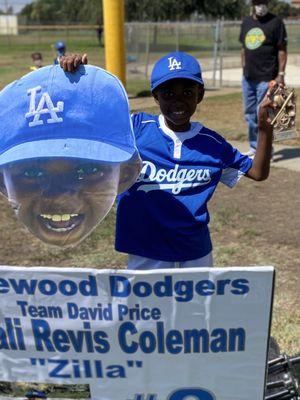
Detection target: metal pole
<box><xmin>175</xmin><ymin>22</ymin><xmax>179</xmax><ymax>52</ymax></box>
<box><xmin>145</xmin><ymin>22</ymin><xmax>150</xmax><ymax>78</ymax></box>
<box><xmin>219</xmin><ymin>18</ymin><xmax>224</xmax><ymax>88</ymax></box>
<box><xmin>212</xmin><ymin>19</ymin><xmax>220</xmax><ymax>88</ymax></box>
<box><xmin>102</xmin><ymin>0</ymin><xmax>126</xmax><ymax>86</ymax></box>
<box><xmin>4</xmin><ymin>0</ymin><xmax>11</xmax><ymax>45</ymax></box>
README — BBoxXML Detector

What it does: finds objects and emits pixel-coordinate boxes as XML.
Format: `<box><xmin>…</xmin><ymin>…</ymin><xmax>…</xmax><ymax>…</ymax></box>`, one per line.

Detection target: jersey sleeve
<box><xmin>276</xmin><ymin>19</ymin><xmax>287</xmax><ymax>46</ymax></box>
<box><xmin>220</xmin><ymin>140</ymin><xmax>253</xmax><ymax>188</ymax></box>
<box><xmin>131</xmin><ymin>112</ymin><xmax>144</xmax><ymax>138</ymax></box>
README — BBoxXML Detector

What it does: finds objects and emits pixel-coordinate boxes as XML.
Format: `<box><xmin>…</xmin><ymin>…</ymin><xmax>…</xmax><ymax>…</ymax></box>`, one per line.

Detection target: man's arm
<box><xmin>275</xmin><ymin>18</ymin><xmax>288</xmax><ymax>85</ymax></box>
<box><xmin>241</xmin><ymin>47</ymin><xmax>245</xmax><ymax>69</ymax></box>
<box><xmin>276</xmin><ymin>44</ymin><xmax>287</xmax><ymax>85</ymax></box>
<box><xmin>239</xmin><ymin>21</ymin><xmax>245</xmax><ymax>69</ymax></box>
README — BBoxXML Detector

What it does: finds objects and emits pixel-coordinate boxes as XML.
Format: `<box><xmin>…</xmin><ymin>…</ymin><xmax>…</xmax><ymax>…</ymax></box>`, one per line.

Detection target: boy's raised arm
<box><xmin>246</xmin><ymin>84</ymin><xmax>277</xmax><ymax>181</ymax></box>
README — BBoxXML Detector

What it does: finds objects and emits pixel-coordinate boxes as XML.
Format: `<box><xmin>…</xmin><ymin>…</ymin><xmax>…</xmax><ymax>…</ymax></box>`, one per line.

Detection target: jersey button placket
<box><xmin>173</xmin><ymin>138</ymin><xmax>182</xmax><ymax>159</ymax></box>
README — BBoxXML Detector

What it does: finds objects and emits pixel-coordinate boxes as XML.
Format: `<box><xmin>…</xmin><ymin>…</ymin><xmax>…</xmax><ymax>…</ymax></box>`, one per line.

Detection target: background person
<box><xmin>53</xmin><ymin>41</ymin><xmax>67</xmax><ymax>65</ymax></box>
<box><xmin>30</xmin><ymin>52</ymin><xmax>43</xmax><ymax>71</ymax></box>
<box><xmin>239</xmin><ymin>0</ymin><xmax>287</xmax><ymax>156</ymax></box>
<box><xmin>97</xmin><ymin>25</ymin><xmax>104</xmax><ymax>46</ymax></box>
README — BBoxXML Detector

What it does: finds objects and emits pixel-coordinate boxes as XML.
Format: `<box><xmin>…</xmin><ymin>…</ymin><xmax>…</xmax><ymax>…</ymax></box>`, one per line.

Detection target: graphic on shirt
<box><xmin>245</xmin><ymin>27</ymin><xmax>266</xmax><ymax>50</ymax></box>
<box><xmin>136</xmin><ymin>160</ymin><xmax>212</xmax><ymax>195</ymax></box>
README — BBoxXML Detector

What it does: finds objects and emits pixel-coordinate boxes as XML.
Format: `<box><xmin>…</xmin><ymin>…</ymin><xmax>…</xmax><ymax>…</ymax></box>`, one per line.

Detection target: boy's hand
<box><xmin>60</xmin><ymin>54</ymin><xmax>88</xmax><ymax>72</ymax></box>
<box><xmin>258</xmin><ymin>81</ymin><xmax>281</xmax><ymax>132</ymax></box>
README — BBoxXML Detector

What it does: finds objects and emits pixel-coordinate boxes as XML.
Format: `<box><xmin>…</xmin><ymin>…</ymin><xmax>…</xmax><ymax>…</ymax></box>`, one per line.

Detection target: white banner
<box><xmin>0</xmin><ymin>266</ymin><xmax>275</xmax><ymax>400</ymax></box>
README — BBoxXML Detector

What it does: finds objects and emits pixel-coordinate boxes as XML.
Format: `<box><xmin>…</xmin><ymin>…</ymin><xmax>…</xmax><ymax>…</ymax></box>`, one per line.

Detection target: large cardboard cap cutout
<box><xmin>0</xmin><ymin>65</ymin><xmax>141</xmax><ymax>247</ymax></box>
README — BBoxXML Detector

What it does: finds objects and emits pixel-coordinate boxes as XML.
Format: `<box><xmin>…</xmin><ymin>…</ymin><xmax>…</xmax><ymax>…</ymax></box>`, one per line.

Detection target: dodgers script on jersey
<box><xmin>116</xmin><ymin>113</ymin><xmax>253</xmax><ymax>262</ymax></box>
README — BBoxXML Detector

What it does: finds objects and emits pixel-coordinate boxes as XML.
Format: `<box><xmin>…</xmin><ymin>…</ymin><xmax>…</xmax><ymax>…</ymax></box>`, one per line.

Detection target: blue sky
<box><xmin>0</xmin><ymin>0</ymin><xmax>32</xmax><ymax>13</ymax></box>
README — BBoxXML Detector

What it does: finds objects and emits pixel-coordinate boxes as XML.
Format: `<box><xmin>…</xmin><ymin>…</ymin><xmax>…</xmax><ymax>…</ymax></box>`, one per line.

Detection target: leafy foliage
<box><xmin>125</xmin><ymin>0</ymin><xmax>196</xmax><ymax>21</ymax></box>
<box><xmin>19</xmin><ymin>0</ymin><xmax>299</xmax><ymax>22</ymax></box>
<box><xmin>195</xmin><ymin>0</ymin><xmax>248</xmax><ymax>18</ymax></box>
<box><xmin>20</xmin><ymin>0</ymin><xmax>103</xmax><ymax>24</ymax></box>
<box><xmin>269</xmin><ymin>0</ymin><xmax>297</xmax><ymax>18</ymax></box>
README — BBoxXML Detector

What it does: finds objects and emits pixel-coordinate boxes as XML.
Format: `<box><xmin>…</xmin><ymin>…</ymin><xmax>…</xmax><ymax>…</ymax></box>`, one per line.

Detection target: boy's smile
<box><xmin>153</xmin><ymin>78</ymin><xmax>204</xmax><ymax>132</ymax></box>
<box><xmin>1</xmin><ymin>159</ymin><xmax>119</xmax><ymax>246</ymax></box>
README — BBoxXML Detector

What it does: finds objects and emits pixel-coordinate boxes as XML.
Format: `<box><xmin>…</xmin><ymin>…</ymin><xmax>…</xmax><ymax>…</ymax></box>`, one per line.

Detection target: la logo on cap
<box><xmin>25</xmin><ymin>85</ymin><xmax>64</xmax><ymax>127</ymax></box>
<box><xmin>168</xmin><ymin>57</ymin><xmax>182</xmax><ymax>71</ymax></box>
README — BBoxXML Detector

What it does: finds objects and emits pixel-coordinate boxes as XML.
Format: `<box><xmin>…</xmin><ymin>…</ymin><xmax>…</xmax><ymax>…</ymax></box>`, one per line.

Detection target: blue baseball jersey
<box><xmin>115</xmin><ymin>112</ymin><xmax>252</xmax><ymax>262</ymax></box>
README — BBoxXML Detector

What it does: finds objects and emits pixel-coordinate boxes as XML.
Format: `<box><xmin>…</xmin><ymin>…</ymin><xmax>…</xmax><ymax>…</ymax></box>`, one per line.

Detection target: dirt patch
<box><xmin>211</xmin><ymin>167</ymin><xmax>300</xmax><ymax>251</ymax></box>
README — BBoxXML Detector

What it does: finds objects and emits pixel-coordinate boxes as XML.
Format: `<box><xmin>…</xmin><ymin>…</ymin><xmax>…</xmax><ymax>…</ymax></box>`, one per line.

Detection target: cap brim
<box><xmin>0</xmin><ymin>138</ymin><xmax>135</xmax><ymax>166</ymax></box>
<box><xmin>151</xmin><ymin>73</ymin><xmax>204</xmax><ymax>92</ymax></box>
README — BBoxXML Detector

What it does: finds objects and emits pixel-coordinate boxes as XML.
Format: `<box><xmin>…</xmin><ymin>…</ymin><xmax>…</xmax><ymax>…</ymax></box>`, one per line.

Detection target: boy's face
<box><xmin>0</xmin><ymin>158</ymin><xmax>119</xmax><ymax>246</ymax></box>
<box><xmin>153</xmin><ymin>78</ymin><xmax>204</xmax><ymax>132</ymax></box>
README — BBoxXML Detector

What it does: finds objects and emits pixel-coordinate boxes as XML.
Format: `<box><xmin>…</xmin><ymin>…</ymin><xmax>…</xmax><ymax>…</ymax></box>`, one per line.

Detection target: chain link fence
<box><xmin>125</xmin><ymin>21</ymin><xmax>300</xmax><ymax>80</ymax></box>
<box><xmin>0</xmin><ymin>18</ymin><xmax>300</xmax><ymax>87</ymax></box>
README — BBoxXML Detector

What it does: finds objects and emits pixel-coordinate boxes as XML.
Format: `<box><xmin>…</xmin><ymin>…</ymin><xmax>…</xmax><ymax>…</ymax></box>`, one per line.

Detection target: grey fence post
<box><xmin>219</xmin><ymin>18</ymin><xmax>224</xmax><ymax>87</ymax></box>
<box><xmin>145</xmin><ymin>22</ymin><xmax>151</xmax><ymax>78</ymax></box>
<box><xmin>212</xmin><ymin>19</ymin><xmax>221</xmax><ymax>88</ymax></box>
<box><xmin>175</xmin><ymin>22</ymin><xmax>179</xmax><ymax>52</ymax></box>
<box><xmin>4</xmin><ymin>0</ymin><xmax>11</xmax><ymax>45</ymax></box>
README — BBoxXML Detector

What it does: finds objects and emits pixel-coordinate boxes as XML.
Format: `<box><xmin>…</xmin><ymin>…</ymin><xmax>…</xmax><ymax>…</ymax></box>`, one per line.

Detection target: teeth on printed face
<box><xmin>40</xmin><ymin>214</ymin><xmax>79</xmax><ymax>222</ymax></box>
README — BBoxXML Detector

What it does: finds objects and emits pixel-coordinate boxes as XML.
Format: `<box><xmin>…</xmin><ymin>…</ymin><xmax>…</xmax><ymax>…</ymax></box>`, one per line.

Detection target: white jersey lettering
<box><xmin>137</xmin><ymin>161</ymin><xmax>211</xmax><ymax>195</ymax></box>
<box><xmin>25</xmin><ymin>86</ymin><xmax>64</xmax><ymax>127</ymax></box>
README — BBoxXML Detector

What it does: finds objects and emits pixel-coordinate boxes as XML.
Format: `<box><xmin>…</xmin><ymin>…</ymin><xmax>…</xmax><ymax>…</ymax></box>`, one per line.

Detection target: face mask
<box><xmin>254</xmin><ymin>4</ymin><xmax>268</xmax><ymax>17</ymax></box>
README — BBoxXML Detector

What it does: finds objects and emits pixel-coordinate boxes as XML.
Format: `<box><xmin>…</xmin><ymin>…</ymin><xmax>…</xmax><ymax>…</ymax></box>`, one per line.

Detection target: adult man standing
<box><xmin>239</xmin><ymin>0</ymin><xmax>287</xmax><ymax>155</ymax></box>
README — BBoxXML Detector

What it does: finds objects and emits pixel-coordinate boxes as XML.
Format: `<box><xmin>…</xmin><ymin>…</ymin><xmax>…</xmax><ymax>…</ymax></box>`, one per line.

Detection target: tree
<box><xmin>19</xmin><ymin>3</ymin><xmax>34</xmax><ymax>21</ymax></box>
<box><xmin>125</xmin><ymin>0</ymin><xmax>197</xmax><ymax>21</ymax></box>
<box><xmin>268</xmin><ymin>0</ymin><xmax>292</xmax><ymax>18</ymax></box>
<box><xmin>195</xmin><ymin>0</ymin><xmax>247</xmax><ymax>18</ymax></box>
<box><xmin>20</xmin><ymin>0</ymin><xmax>102</xmax><ymax>24</ymax></box>
<box><xmin>20</xmin><ymin>0</ymin><xmax>63</xmax><ymax>23</ymax></box>
<box><xmin>20</xmin><ymin>0</ymin><xmax>251</xmax><ymax>23</ymax></box>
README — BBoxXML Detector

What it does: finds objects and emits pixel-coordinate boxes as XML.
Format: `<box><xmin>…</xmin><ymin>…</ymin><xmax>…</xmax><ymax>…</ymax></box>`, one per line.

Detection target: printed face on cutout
<box><xmin>153</xmin><ymin>78</ymin><xmax>204</xmax><ymax>132</ymax></box>
<box><xmin>0</xmin><ymin>158</ymin><xmax>120</xmax><ymax>246</ymax></box>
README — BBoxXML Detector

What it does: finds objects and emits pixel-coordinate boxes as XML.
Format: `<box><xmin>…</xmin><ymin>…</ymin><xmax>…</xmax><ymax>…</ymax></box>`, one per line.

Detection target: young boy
<box><xmin>61</xmin><ymin>51</ymin><xmax>274</xmax><ymax>268</ymax></box>
<box><xmin>53</xmin><ymin>41</ymin><xmax>67</xmax><ymax>65</ymax></box>
<box><xmin>30</xmin><ymin>52</ymin><xmax>43</xmax><ymax>71</ymax></box>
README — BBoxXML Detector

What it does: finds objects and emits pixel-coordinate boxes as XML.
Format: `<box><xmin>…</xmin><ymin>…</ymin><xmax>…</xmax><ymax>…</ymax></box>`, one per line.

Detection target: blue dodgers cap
<box><xmin>0</xmin><ymin>65</ymin><xmax>138</xmax><ymax>166</ymax></box>
<box><xmin>55</xmin><ymin>41</ymin><xmax>66</xmax><ymax>50</ymax></box>
<box><xmin>151</xmin><ymin>51</ymin><xmax>204</xmax><ymax>92</ymax></box>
